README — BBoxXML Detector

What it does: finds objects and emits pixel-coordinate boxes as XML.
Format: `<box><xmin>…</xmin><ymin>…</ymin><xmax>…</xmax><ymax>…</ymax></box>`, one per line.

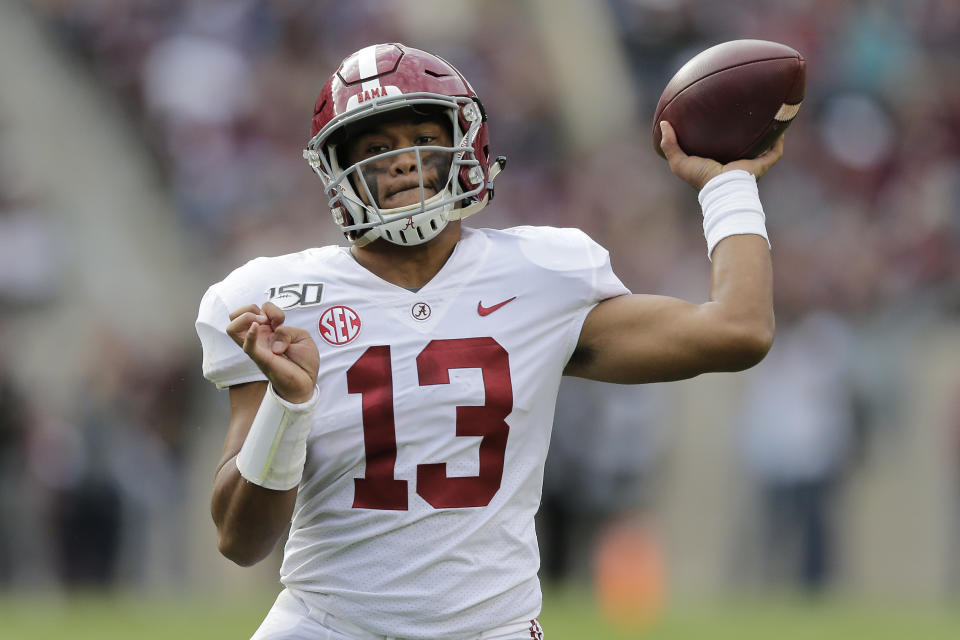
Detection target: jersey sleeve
<box><xmin>195</xmin><ymin>284</ymin><xmax>266</xmax><ymax>389</ymax></box>
<box><xmin>508</xmin><ymin>225</ymin><xmax>631</xmax><ymax>363</ymax></box>
<box><xmin>511</xmin><ymin>225</ymin><xmax>630</xmax><ymax>302</ymax></box>
<box><xmin>559</xmin><ymin>228</ymin><xmax>631</xmax><ymax>360</ymax></box>
<box><xmin>575</xmin><ymin>229</ymin><xmax>631</xmax><ymax>304</ymax></box>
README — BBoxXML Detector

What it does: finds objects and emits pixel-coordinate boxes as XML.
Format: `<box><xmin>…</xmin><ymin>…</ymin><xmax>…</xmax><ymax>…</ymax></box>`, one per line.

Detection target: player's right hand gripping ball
<box><xmin>652</xmin><ymin>39</ymin><xmax>805</xmax><ymax>164</ymax></box>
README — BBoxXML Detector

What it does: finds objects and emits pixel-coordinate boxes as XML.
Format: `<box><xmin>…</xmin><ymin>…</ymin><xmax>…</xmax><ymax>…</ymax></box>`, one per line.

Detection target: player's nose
<box><xmin>389</xmin><ymin>147</ymin><xmax>419</xmax><ymax>176</ymax></box>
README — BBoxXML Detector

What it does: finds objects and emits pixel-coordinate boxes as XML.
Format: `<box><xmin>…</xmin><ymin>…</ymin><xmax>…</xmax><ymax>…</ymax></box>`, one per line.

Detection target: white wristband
<box><xmin>235</xmin><ymin>383</ymin><xmax>319</xmax><ymax>490</ymax></box>
<box><xmin>698</xmin><ymin>169</ymin><xmax>770</xmax><ymax>260</ymax></box>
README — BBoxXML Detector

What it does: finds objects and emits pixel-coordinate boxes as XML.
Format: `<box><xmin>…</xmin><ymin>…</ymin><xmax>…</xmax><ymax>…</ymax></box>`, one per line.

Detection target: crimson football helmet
<box><xmin>303</xmin><ymin>43</ymin><xmax>505</xmax><ymax>246</ymax></box>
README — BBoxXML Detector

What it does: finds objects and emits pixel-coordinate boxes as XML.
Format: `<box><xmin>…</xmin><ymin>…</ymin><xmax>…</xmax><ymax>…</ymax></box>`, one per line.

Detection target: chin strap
<box><xmin>352</xmin><ymin>227</ymin><xmax>381</xmax><ymax>248</ymax></box>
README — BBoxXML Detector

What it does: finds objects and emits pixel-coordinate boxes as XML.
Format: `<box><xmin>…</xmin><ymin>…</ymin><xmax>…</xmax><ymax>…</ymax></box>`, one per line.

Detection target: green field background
<box><xmin>4</xmin><ymin>590</ymin><xmax>960</xmax><ymax>640</ymax></box>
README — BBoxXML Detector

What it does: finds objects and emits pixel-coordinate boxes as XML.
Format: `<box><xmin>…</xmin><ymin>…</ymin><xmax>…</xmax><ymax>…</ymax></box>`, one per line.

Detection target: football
<box><xmin>652</xmin><ymin>39</ymin><xmax>805</xmax><ymax>164</ymax></box>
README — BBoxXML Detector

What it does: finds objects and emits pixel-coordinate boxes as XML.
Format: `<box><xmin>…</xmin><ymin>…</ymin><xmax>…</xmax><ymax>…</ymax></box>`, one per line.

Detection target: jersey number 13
<box><xmin>346</xmin><ymin>337</ymin><xmax>512</xmax><ymax>510</ymax></box>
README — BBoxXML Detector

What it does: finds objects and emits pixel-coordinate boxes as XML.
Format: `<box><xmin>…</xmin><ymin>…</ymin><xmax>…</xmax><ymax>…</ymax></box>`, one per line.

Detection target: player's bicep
<box><xmin>565</xmin><ymin>293</ymin><xmax>716</xmax><ymax>384</ymax></box>
<box><xmin>215</xmin><ymin>381</ymin><xmax>269</xmax><ymax>474</ymax></box>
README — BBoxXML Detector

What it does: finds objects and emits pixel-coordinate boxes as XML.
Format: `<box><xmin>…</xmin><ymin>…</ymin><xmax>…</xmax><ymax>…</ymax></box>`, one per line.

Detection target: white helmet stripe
<box><xmin>358</xmin><ymin>44</ymin><xmax>383</xmax><ymax>94</ymax></box>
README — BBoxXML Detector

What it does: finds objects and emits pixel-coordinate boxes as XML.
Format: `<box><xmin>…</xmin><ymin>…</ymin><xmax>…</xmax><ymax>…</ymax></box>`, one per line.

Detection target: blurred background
<box><xmin>1</xmin><ymin>0</ymin><xmax>959</xmax><ymax>637</ymax></box>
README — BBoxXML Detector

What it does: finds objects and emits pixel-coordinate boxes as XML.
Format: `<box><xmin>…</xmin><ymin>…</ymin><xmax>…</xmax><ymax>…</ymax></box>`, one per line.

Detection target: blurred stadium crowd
<box><xmin>1</xmin><ymin>0</ymin><xmax>959</xmax><ymax>601</ymax></box>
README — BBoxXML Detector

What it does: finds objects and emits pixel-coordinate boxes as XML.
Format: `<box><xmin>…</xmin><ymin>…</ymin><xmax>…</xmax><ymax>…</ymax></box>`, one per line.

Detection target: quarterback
<box><xmin>196</xmin><ymin>43</ymin><xmax>782</xmax><ymax>639</ymax></box>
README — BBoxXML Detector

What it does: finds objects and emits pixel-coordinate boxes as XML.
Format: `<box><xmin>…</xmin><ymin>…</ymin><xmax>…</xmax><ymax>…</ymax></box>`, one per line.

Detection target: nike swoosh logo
<box><xmin>477</xmin><ymin>297</ymin><xmax>517</xmax><ymax>316</ymax></box>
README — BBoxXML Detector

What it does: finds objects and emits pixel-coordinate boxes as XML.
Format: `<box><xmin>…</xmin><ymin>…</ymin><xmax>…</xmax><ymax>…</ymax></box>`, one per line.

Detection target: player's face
<box><xmin>341</xmin><ymin>110</ymin><xmax>454</xmax><ymax>210</ymax></box>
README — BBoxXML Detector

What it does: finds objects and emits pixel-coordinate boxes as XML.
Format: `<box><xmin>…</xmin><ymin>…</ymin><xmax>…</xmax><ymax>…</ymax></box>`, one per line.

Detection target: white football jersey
<box><xmin>196</xmin><ymin>226</ymin><xmax>629</xmax><ymax>639</ymax></box>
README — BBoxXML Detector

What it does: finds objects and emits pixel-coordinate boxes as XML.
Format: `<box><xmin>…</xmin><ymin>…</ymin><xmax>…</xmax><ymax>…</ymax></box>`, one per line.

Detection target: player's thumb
<box><xmin>275</xmin><ymin>326</ymin><xmax>319</xmax><ymax>377</ymax></box>
<box><xmin>270</xmin><ymin>329</ymin><xmax>291</xmax><ymax>355</ymax></box>
<box><xmin>659</xmin><ymin>121</ymin><xmax>683</xmax><ymax>158</ymax></box>
<box><xmin>262</xmin><ymin>300</ymin><xmax>286</xmax><ymax>329</ymax></box>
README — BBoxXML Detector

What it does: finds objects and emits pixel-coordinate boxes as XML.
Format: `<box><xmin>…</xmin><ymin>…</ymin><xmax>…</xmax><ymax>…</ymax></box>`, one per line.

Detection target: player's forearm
<box><xmin>211</xmin><ymin>459</ymin><xmax>298</xmax><ymax>567</ymax></box>
<box><xmin>703</xmin><ymin>233</ymin><xmax>775</xmax><ymax>369</ymax></box>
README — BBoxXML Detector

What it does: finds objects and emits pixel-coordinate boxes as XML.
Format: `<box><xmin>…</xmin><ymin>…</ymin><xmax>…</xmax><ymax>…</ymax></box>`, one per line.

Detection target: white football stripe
<box><xmin>774</xmin><ymin>102</ymin><xmax>802</xmax><ymax>122</ymax></box>
<box><xmin>357</xmin><ymin>44</ymin><xmax>383</xmax><ymax>93</ymax></box>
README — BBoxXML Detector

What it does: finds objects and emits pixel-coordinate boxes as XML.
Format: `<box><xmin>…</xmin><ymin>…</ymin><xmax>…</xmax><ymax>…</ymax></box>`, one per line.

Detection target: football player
<box><xmin>196</xmin><ymin>43</ymin><xmax>783</xmax><ymax>639</ymax></box>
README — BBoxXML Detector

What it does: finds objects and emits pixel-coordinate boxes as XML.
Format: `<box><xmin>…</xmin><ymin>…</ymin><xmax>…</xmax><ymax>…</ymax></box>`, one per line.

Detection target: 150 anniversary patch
<box><xmin>266</xmin><ymin>283</ymin><xmax>324</xmax><ymax>309</ymax></box>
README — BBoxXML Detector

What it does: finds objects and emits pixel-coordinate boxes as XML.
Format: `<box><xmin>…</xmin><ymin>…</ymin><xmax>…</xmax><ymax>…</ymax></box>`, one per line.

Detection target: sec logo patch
<box><xmin>318</xmin><ymin>305</ymin><xmax>361</xmax><ymax>346</ymax></box>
